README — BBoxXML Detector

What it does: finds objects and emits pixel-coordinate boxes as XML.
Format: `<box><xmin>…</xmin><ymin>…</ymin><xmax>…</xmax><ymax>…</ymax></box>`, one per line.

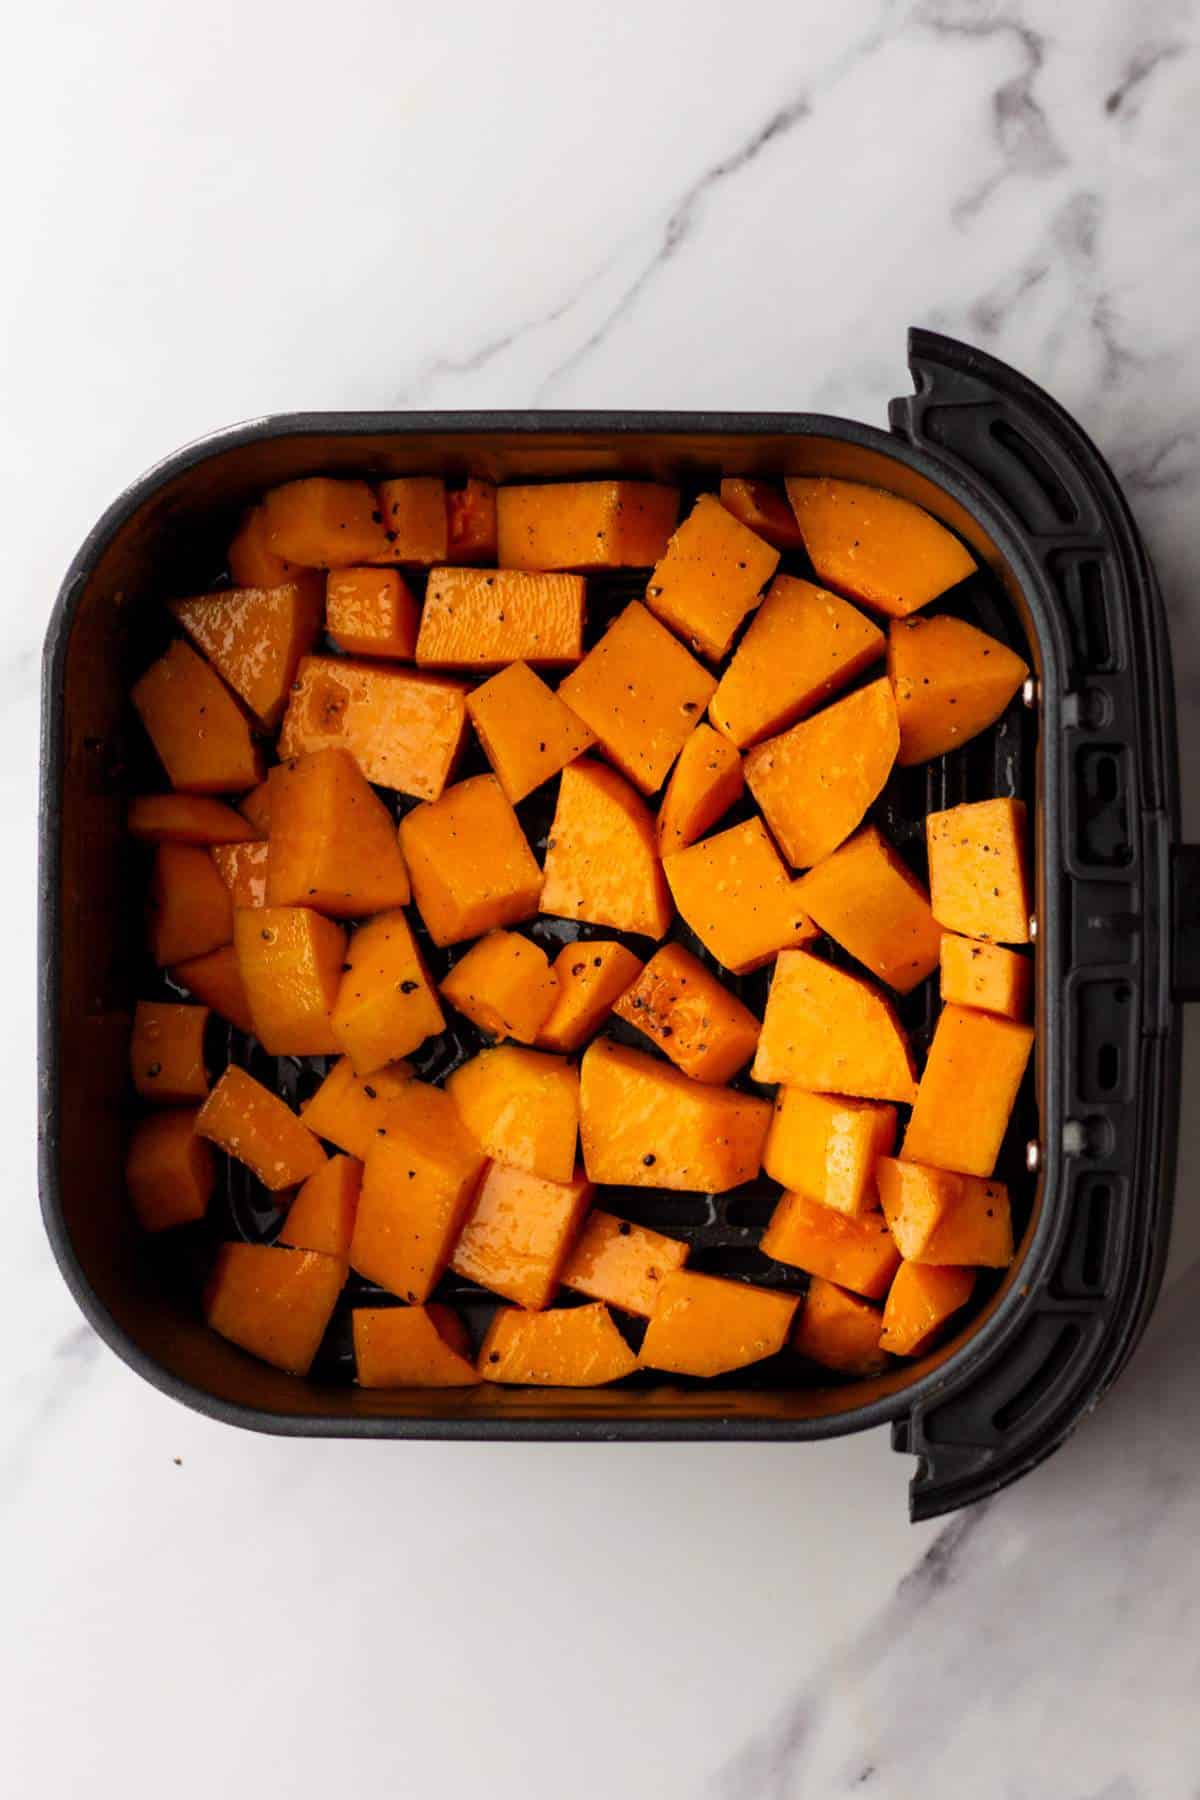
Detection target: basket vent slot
<box><xmin>992</xmin><ymin>1321</ymin><xmax>1082</xmax><ymax>1432</ymax></box>
<box><xmin>988</xmin><ymin>418</ymin><xmax>1079</xmax><ymax>525</ymax></box>
<box><xmin>1075</xmin><ymin>744</ymin><xmax>1132</xmax><ymax>867</ymax></box>
<box><xmin>1053</xmin><ymin>1175</ymin><xmax>1119</xmax><ymax>1299</ymax></box>
<box><xmin>1047</xmin><ymin>552</ymin><xmax>1118</xmax><ymax>674</ymax></box>
<box><xmin>1075</xmin><ymin>978</ymin><xmax>1135</xmax><ymax>1102</ymax></box>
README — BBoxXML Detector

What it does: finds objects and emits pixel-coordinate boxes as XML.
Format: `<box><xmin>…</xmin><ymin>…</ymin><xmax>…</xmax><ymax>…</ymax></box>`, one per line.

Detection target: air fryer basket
<box><xmin>39</xmin><ymin>331</ymin><xmax>1196</xmax><ymax>1519</ymax></box>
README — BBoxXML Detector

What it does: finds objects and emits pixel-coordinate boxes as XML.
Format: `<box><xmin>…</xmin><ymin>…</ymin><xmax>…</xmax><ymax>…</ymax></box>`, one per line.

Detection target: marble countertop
<box><xmin>8</xmin><ymin>3</ymin><xmax>1200</xmax><ymax>1795</ymax></box>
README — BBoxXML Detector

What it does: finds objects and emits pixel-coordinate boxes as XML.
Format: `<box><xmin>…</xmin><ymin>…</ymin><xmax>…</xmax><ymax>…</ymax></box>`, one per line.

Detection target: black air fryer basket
<box><xmin>38</xmin><ymin>331</ymin><xmax>1198</xmax><ymax>1519</ymax></box>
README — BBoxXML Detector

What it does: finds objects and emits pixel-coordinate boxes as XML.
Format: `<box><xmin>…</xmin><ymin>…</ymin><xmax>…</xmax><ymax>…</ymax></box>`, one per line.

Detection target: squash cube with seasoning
<box><xmin>400</xmin><ymin>774</ymin><xmax>542</xmax><ymax>947</ymax></box>
<box><xmin>717</xmin><ymin>478</ymin><xmax>806</xmax><ymax>551</ymax></box>
<box><xmin>540</xmin><ymin>759</ymin><xmax>672</xmax><ymax>940</ymax></box>
<box><xmin>764</xmin><ymin>1089</ymin><xmax>896</xmax><ymax>1217</ymax></box>
<box><xmin>927</xmin><ymin>797</ymin><xmax>1032</xmax><ymax>944</ymax></box>
<box><xmin>278</xmin><ymin>656</ymin><xmax>467</xmax><ymax>800</ymax></box>
<box><xmin>796</xmin><ymin>825</ymin><xmax>942</xmax><ymax>993</ymax></box>
<box><xmin>238</xmin><ymin>781</ymin><xmax>272</xmax><ymax>836</ymax></box>
<box><xmin>450</xmin><ymin>1162</ymin><xmax>593</xmax><ymax>1308</ymax></box>
<box><xmin>745</xmin><ymin>677</ymin><xmax>899</xmax><ymax>869</ymax></box>
<box><xmin>212</xmin><ymin>839</ymin><xmax>269</xmax><ymax>910</ymax></box>
<box><xmin>466</xmin><ymin>661</ymin><xmax>595</xmax><ymax>803</ymax></box>
<box><xmin>229</xmin><ymin>503</ymin><xmax>304</xmax><ymax>588</ymax></box>
<box><xmin>663</xmin><ymin>818</ymin><xmax>816</xmax><ymax>976</ymax></box>
<box><xmin>440</xmin><ymin>931</ymin><xmax>560</xmax><ymax>1044</ymax></box>
<box><xmin>561</xmin><ymin>1210</ymin><xmax>690</xmax><ymax>1318</ymax></box>
<box><xmin>196</xmin><ymin>1066</ymin><xmax>326</xmax><ymax>1191</ymax></box>
<box><xmin>446</xmin><ymin>478</ymin><xmax>498</xmax><ymax>564</ymax></box>
<box><xmin>132</xmin><ymin>640</ymin><xmax>263</xmax><ymax>795</ymax></box>
<box><xmin>761</xmin><ymin>1191</ymin><xmax>900</xmax><ymax>1300</ymax></box>
<box><xmin>644</xmin><ymin>493</ymin><xmax>779</xmax><ymax>661</ymax></box>
<box><xmin>299</xmin><ymin>1056</ymin><xmax>414</xmax><ymax>1158</ymax></box>
<box><xmin>353</xmin><ymin>1304</ymin><xmax>479</xmax><ymax>1387</ymax></box>
<box><xmin>793</xmin><ymin>1278</ymin><xmax>888</xmax><ymax>1376</ymax></box>
<box><xmin>126</xmin><ymin>1108</ymin><xmax>214</xmax><ymax>1233</ymax></box>
<box><xmin>877</xmin><ymin>1157</ymin><xmax>1014</xmax><ymax>1267</ymax></box>
<box><xmin>752</xmin><ymin>949</ymin><xmax>917</xmax><ymax>1103</ymax></box>
<box><xmin>234</xmin><ymin>907</ymin><xmax>346</xmax><ymax>1055</ymax></box>
<box><xmin>902</xmin><ymin>1003</ymin><xmax>1034</xmax><ymax>1176</ymax></box>
<box><xmin>785</xmin><ymin>477</ymin><xmax>975</xmax><ymax>617</ymax></box>
<box><xmin>280</xmin><ymin>1153</ymin><xmax>362</xmax><ymax>1261</ymax></box>
<box><xmin>331</xmin><ymin>909</ymin><xmax>444</xmax><ymax>1072</ymax></box>
<box><xmin>479</xmin><ymin>1303</ymin><xmax>637</xmax><ymax>1385</ymax></box>
<box><xmin>373</xmin><ymin>477</ymin><xmax>447</xmax><ymax>564</ymax></box>
<box><xmin>170</xmin><ymin>578</ymin><xmax>323</xmax><ymax>729</ymax></box>
<box><xmin>579</xmin><ymin>1038</ymin><xmax>770</xmax><ymax>1193</ymax></box>
<box><xmin>417</xmin><ymin>568</ymin><xmax>586</xmax><ymax>668</ymax></box>
<box><xmin>879</xmin><ymin>1263</ymin><xmax>975</xmax><ymax>1357</ymax></box>
<box><xmin>447</xmin><ymin>1047</ymin><xmax>580</xmax><ymax>1184</ymax></box>
<box><xmin>169</xmin><ymin>944</ymin><xmax>256</xmax><ymax>1036</ymax></box>
<box><xmin>496</xmin><ymin>479</ymin><xmax>679</xmax><ymax>570</ymax></box>
<box><xmin>614</xmin><ymin>943</ymin><xmax>759</xmax><ymax>1084</ymax></box>
<box><xmin>262</xmin><ymin>477</ymin><xmax>392</xmax><ymax>567</ymax></box>
<box><xmin>204</xmin><ymin>1243</ymin><xmax>346</xmax><ymax>1376</ymax></box>
<box><xmin>266</xmin><ymin>747</ymin><xmax>410</xmax><ymax>916</ymax></box>
<box><xmin>537</xmin><ymin>942</ymin><xmax>644</xmax><ymax>1052</ymax></box>
<box><xmin>130</xmin><ymin>1001</ymin><xmax>210</xmax><ymax>1104</ymax></box>
<box><xmin>147</xmin><ymin>844</ymin><xmax>234</xmax><ymax>966</ymax></box>
<box><xmin>940</xmin><ymin>935</ymin><xmax>1032</xmax><ymax>1021</ymax></box>
<box><xmin>127</xmin><ymin>794</ymin><xmax>257</xmax><ymax>846</ymax></box>
<box><xmin>639</xmin><ymin>1271</ymin><xmax>798</xmax><ymax>1378</ymax></box>
<box><xmin>889</xmin><ymin>614</ymin><xmax>1029</xmax><ymax>764</ymax></box>
<box><xmin>325</xmin><ymin>567</ymin><xmax>419</xmax><ymax>659</ymax></box>
<box><xmin>656</xmin><ymin>722</ymin><xmax>743</xmax><ymax>852</ymax></box>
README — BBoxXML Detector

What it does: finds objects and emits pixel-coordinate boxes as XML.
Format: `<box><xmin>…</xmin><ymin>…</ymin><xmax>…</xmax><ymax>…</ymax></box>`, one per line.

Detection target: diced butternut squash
<box><xmin>440</xmin><ymin>932</ymin><xmax>560</xmax><ymax>1043</ymax></box>
<box><xmin>147</xmin><ymin>844</ymin><xmax>234</xmax><ymax>966</ymax></box>
<box><xmin>785</xmin><ymin>477</ymin><xmax>976</xmax><ymax>617</ymax></box>
<box><xmin>325</xmin><ymin>567</ymin><xmax>419</xmax><ymax>659</ymax></box>
<box><xmin>760</xmin><ymin>1191</ymin><xmax>900</xmax><ymax>1299</ymax></box>
<box><xmin>239</xmin><ymin>781</ymin><xmax>272</xmax><ymax>836</ymax></box>
<box><xmin>927</xmin><ymin>798</ymin><xmax>1032</xmax><ymax>944</ymax></box>
<box><xmin>466</xmin><ymin>661</ymin><xmax>595</xmax><ymax>803</ymax></box>
<box><xmin>876</xmin><ymin>1157</ymin><xmax>963</xmax><ymax>1259</ymax></box>
<box><xmin>350</xmin><ymin>1082</ymin><xmax>487</xmax><ymax>1301</ymax></box>
<box><xmin>717</xmin><ymin>477</ymin><xmax>806</xmax><ymax>551</ymax></box>
<box><xmin>902</xmin><ymin>1003</ymin><xmax>1034</xmax><ymax>1176</ymax></box>
<box><xmin>169</xmin><ymin>944</ymin><xmax>256</xmax><ymax>1036</ymax></box>
<box><xmin>299</xmin><ymin>1056</ymin><xmax>414</xmax><ymax>1158</ymax></box>
<box><xmin>940</xmin><ymin>935</ymin><xmax>1032</xmax><ymax>1020</ymax></box>
<box><xmin>196</xmin><ymin>1066</ymin><xmax>326</xmax><ymax>1191</ymax></box>
<box><xmin>613</xmin><ymin>944</ymin><xmax>759</xmax><ymax>1084</ymax></box>
<box><xmin>204</xmin><ymin>1243</ymin><xmax>346</xmax><ymax>1375</ymax></box>
<box><xmin>212</xmin><ymin>839</ymin><xmax>269</xmax><ymax>909</ymax></box>
<box><xmin>127</xmin><ymin>794</ymin><xmax>256</xmax><ymax>846</ymax></box>
<box><xmin>537</xmin><ymin>942</ymin><xmax>644</xmax><ymax>1053</ymax></box>
<box><xmin>889</xmin><ymin>614</ymin><xmax>1029</xmax><ymax>764</ymax></box>
<box><xmin>125</xmin><ymin>1108</ymin><xmax>213</xmax><ymax>1232</ymax></box>
<box><xmin>280</xmin><ymin>1154</ymin><xmax>362</xmax><ymax>1260</ymax></box>
<box><xmin>353</xmin><ymin>1304</ymin><xmax>479</xmax><ymax>1387</ymax></box>
<box><xmin>579</xmin><ymin>1037</ymin><xmax>770</xmax><ymax>1193</ymax></box>
<box><xmin>914</xmin><ymin>1176</ymin><xmax>1014</xmax><ymax>1268</ymax></box>
<box><xmin>447</xmin><ymin>1047</ymin><xmax>579</xmax><ymax>1184</ymax></box>
<box><xmin>417</xmin><ymin>567</ymin><xmax>585</xmax><ymax>668</ymax></box>
<box><xmin>792</xmin><ymin>1278</ymin><xmax>888</xmax><ymax>1376</ymax></box>
<box><xmin>446</xmin><ymin>477</ymin><xmax>498</xmax><ymax>564</ymax></box>
<box><xmin>279</xmin><ymin>655</ymin><xmax>467</xmax><ymax>800</ymax></box>
<box><xmin>656</xmin><ymin>723</ymin><xmax>743</xmax><ymax>851</ymax></box>
<box><xmin>400</xmin><ymin>774</ymin><xmax>542</xmax><ymax>946</ymax></box>
<box><xmin>479</xmin><ymin>1302</ymin><xmax>637</xmax><ymax>1385</ymax></box>
<box><xmin>557</xmin><ymin>602</ymin><xmax>716</xmax><ymax>795</ymax></box>
<box><xmin>764</xmin><ymin>1089</ymin><xmax>896</xmax><ymax>1217</ymax></box>
<box><xmin>879</xmin><ymin>1262</ymin><xmax>975</xmax><ymax>1356</ymax></box>
<box><xmin>639</xmin><ymin>1271</ymin><xmax>798</xmax><ymax>1377</ymax></box>
<box><xmin>450</xmin><ymin>1162</ymin><xmax>593</xmax><ymax>1308</ymax></box>
<box><xmin>796</xmin><ymin>825</ymin><xmax>942</xmax><ymax>993</ymax></box>
<box><xmin>497</xmin><ymin>480</ymin><xmax>679</xmax><ymax>571</ymax></box>
<box><xmin>662</xmin><ymin>818</ymin><xmax>817</xmax><ymax>975</ymax></box>
<box><xmin>132</xmin><ymin>640</ymin><xmax>263</xmax><ymax>794</ymax></box>
<box><xmin>234</xmin><ymin>907</ymin><xmax>345</xmax><ymax>1055</ymax></box>
<box><xmin>373</xmin><ymin>477</ymin><xmax>446</xmax><ymax>564</ymax></box>
<box><xmin>262</xmin><ymin>477</ymin><xmax>391</xmax><ymax>567</ymax></box>
<box><xmin>709</xmin><ymin>575</ymin><xmax>886</xmax><ymax>750</ymax></box>
<box><xmin>644</xmin><ymin>493</ymin><xmax>779</xmax><ymax>661</ymax></box>
<box><xmin>130</xmin><ymin>1001</ymin><xmax>209</xmax><ymax>1103</ymax></box>
<box><xmin>540</xmin><ymin>759</ymin><xmax>672</xmax><ymax>940</ymax></box>
<box><xmin>752</xmin><ymin>950</ymin><xmax>917</xmax><ymax>1102</ymax></box>
<box><xmin>331</xmin><ymin>909</ymin><xmax>444</xmax><ymax>1072</ymax></box>
<box><xmin>170</xmin><ymin>579</ymin><xmax>323</xmax><ymax>729</ymax></box>
<box><xmin>228</xmin><ymin>503</ymin><xmax>303</xmax><ymax>588</ymax></box>
<box><xmin>266</xmin><ymin>747</ymin><xmax>410</xmax><ymax>915</ymax></box>
<box><xmin>745</xmin><ymin>677</ymin><xmax>899</xmax><ymax>869</ymax></box>
<box><xmin>560</xmin><ymin>1210</ymin><xmax>690</xmax><ymax>1318</ymax></box>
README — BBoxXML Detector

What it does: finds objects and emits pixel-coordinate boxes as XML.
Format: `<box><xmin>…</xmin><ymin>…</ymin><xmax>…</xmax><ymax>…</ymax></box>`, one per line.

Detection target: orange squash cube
<box><xmin>331</xmin><ymin>909</ymin><xmax>444</xmax><ymax>1072</ymax></box>
<box><xmin>889</xmin><ymin>614</ymin><xmax>1029</xmax><ymax>765</ymax></box>
<box><xmin>238</xmin><ymin>781</ymin><xmax>272</xmax><ymax>836</ymax></box>
<box><xmin>127</xmin><ymin>794</ymin><xmax>256</xmax><ymax>846</ymax></box>
<box><xmin>927</xmin><ymin>797</ymin><xmax>1032</xmax><ymax>944</ymax></box>
<box><xmin>496</xmin><ymin>480</ymin><xmax>679</xmax><ymax>571</ymax></box>
<box><xmin>228</xmin><ymin>503</ymin><xmax>303</xmax><ymax>588</ymax></box>
<box><xmin>279</xmin><ymin>655</ymin><xmax>467</xmax><ymax>800</ymax></box>
<box><xmin>170</xmin><ymin>579</ymin><xmax>323</xmax><ymax>729</ymax></box>
<box><xmin>447</xmin><ymin>1047</ymin><xmax>579</xmax><ymax>1184</ymax></box>
<box><xmin>466</xmin><ymin>661</ymin><xmax>595</xmax><ymax>803</ymax></box>
<box><xmin>792</xmin><ymin>1278</ymin><xmax>888</xmax><ymax>1376</ymax></box>
<box><xmin>280</xmin><ymin>1153</ymin><xmax>362</xmax><ymax>1260</ymax></box>
<box><xmin>126</xmin><ymin>1108</ymin><xmax>213</xmax><ymax>1232</ymax></box>
<box><xmin>169</xmin><ymin>944</ymin><xmax>256</xmax><ymax>1036</ymax></box>
<box><xmin>374</xmin><ymin>476</ymin><xmax>448</xmax><ymax>564</ymax></box>
<box><xmin>400</xmin><ymin>774</ymin><xmax>542</xmax><ymax>947</ymax></box>
<box><xmin>875</xmin><ymin>1156</ymin><xmax>963</xmax><ymax>1259</ymax></box>
<box><xmin>234</xmin><ymin>906</ymin><xmax>345</xmax><ymax>1055</ymax></box>
<box><xmin>132</xmin><ymin>640</ymin><xmax>263</xmax><ymax>794</ymax></box>
<box><xmin>130</xmin><ymin>1001</ymin><xmax>209</xmax><ymax>1103</ymax></box>
<box><xmin>579</xmin><ymin>1037</ymin><xmax>770</xmax><ymax>1193</ymax></box>
<box><xmin>557</xmin><ymin>602</ymin><xmax>716</xmax><ymax>794</ymax></box>
<box><xmin>540</xmin><ymin>759</ymin><xmax>672</xmax><ymax>940</ymax></box>
<box><xmin>639</xmin><ymin>1271</ymin><xmax>798</xmax><ymax>1377</ymax></box>
<box><xmin>614</xmin><ymin>944</ymin><xmax>759</xmax><ymax>1084</ymax></box>
<box><xmin>797</xmin><ymin>825</ymin><xmax>943</xmax><ymax>993</ymax></box>
<box><xmin>745</xmin><ymin>677</ymin><xmax>899</xmax><ymax>869</ymax></box>
<box><xmin>560</xmin><ymin>1209</ymin><xmax>690</xmax><ymax>1318</ymax></box>
<box><xmin>262</xmin><ymin>477</ymin><xmax>392</xmax><ymax>567</ymax></box>
<box><xmin>446</xmin><ymin>477</ymin><xmax>498</xmax><ymax>564</ymax></box>
<box><xmin>656</xmin><ymin>723</ymin><xmax>743</xmax><ymax>852</ymax></box>
<box><xmin>914</xmin><ymin>1176</ymin><xmax>1014</xmax><ymax>1268</ymax></box>
<box><xmin>663</xmin><ymin>818</ymin><xmax>817</xmax><ymax>976</ymax></box>
<box><xmin>537</xmin><ymin>942</ymin><xmax>644</xmax><ymax>1053</ymax></box>
<box><xmin>353</xmin><ymin>1304</ymin><xmax>479</xmax><ymax>1387</ymax></box>
<box><xmin>196</xmin><ymin>1066</ymin><xmax>326</xmax><ymax>1191</ymax></box>
<box><xmin>645</xmin><ymin>493</ymin><xmax>779</xmax><ymax>661</ymax></box>
<box><xmin>879</xmin><ymin>1262</ymin><xmax>975</xmax><ymax>1356</ymax></box>
<box><xmin>204</xmin><ymin>1243</ymin><xmax>346</xmax><ymax>1375</ymax></box>
<box><xmin>266</xmin><ymin>747</ymin><xmax>410</xmax><ymax>915</ymax></box>
<box><xmin>761</xmin><ymin>1191</ymin><xmax>900</xmax><ymax>1299</ymax></box>
<box><xmin>147</xmin><ymin>844</ymin><xmax>234</xmax><ymax>966</ymax></box>
<box><xmin>212</xmin><ymin>839</ymin><xmax>269</xmax><ymax>909</ymax></box>
<box><xmin>940</xmin><ymin>935</ymin><xmax>1032</xmax><ymax>1021</ymax></box>
<box><xmin>717</xmin><ymin>477</ymin><xmax>806</xmax><ymax>551</ymax></box>
<box><xmin>479</xmin><ymin>1303</ymin><xmax>637</xmax><ymax>1385</ymax></box>
<box><xmin>325</xmin><ymin>566</ymin><xmax>419</xmax><ymax>659</ymax></box>
<box><xmin>764</xmin><ymin>1089</ymin><xmax>896</xmax><ymax>1217</ymax></box>
<box><xmin>417</xmin><ymin>567</ymin><xmax>586</xmax><ymax>668</ymax></box>
<box><xmin>903</xmin><ymin>1003</ymin><xmax>1034</xmax><ymax>1176</ymax></box>
<box><xmin>752</xmin><ymin>950</ymin><xmax>917</xmax><ymax>1103</ymax></box>
<box><xmin>299</xmin><ymin>1056</ymin><xmax>414</xmax><ymax>1158</ymax></box>
<box><xmin>440</xmin><ymin>932</ymin><xmax>560</xmax><ymax>1043</ymax></box>
<box><xmin>785</xmin><ymin>477</ymin><xmax>976</xmax><ymax>617</ymax></box>
<box><xmin>450</xmin><ymin>1162</ymin><xmax>593</xmax><ymax>1308</ymax></box>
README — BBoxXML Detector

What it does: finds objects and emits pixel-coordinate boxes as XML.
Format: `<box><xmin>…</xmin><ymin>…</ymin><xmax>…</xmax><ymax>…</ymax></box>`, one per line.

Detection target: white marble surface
<box><xmin>7</xmin><ymin>3</ymin><xmax>1200</xmax><ymax>1795</ymax></box>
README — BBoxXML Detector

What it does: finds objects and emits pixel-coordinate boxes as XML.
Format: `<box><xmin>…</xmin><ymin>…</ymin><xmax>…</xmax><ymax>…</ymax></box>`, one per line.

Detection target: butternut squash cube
<box><xmin>479</xmin><ymin>1302</ymin><xmax>638</xmax><ymax>1385</ymax></box>
<box><xmin>373</xmin><ymin>476</ymin><xmax>447</xmax><ymax>564</ymax></box>
<box><xmin>196</xmin><ymin>1066</ymin><xmax>326</xmax><ymax>1191</ymax></box>
<box><xmin>446</xmin><ymin>477</ymin><xmax>498</xmax><ymax>564</ymax></box>
<box><xmin>325</xmin><ymin>566</ymin><xmax>419</xmax><ymax>659</ymax></box>
<box><xmin>940</xmin><ymin>934</ymin><xmax>1032</xmax><ymax>1020</ymax></box>
<box><xmin>914</xmin><ymin>1176</ymin><xmax>1014</xmax><ymax>1268</ymax></box>
<box><xmin>262</xmin><ymin>477</ymin><xmax>392</xmax><ymax>567</ymax></box>
<box><xmin>663</xmin><ymin>818</ymin><xmax>817</xmax><ymax>975</ymax></box>
<box><xmin>440</xmin><ymin>932</ymin><xmax>560</xmax><ymax>1043</ymax></box>
<box><xmin>875</xmin><ymin>1157</ymin><xmax>963</xmax><ymax>1259</ymax></box>
<box><xmin>709</xmin><ymin>575</ymin><xmax>886</xmax><ymax>750</ymax></box>
<box><xmin>266</xmin><ymin>747</ymin><xmax>410</xmax><ymax>916</ymax></box>
<box><xmin>132</xmin><ymin>640</ymin><xmax>263</xmax><ymax>794</ymax></box>
<box><xmin>890</xmin><ymin>614</ymin><xmax>1029</xmax><ymax>765</ymax></box>
<box><xmin>745</xmin><ymin>676</ymin><xmax>899</xmax><ymax>869</ymax></box>
<box><xmin>204</xmin><ymin>1243</ymin><xmax>346</xmax><ymax>1375</ymax></box>
<box><xmin>902</xmin><ymin>1003</ymin><xmax>1034</xmax><ymax>1176</ymax></box>
<box><xmin>170</xmin><ymin>579</ymin><xmax>323</xmax><ymax>729</ymax></box>
<box><xmin>656</xmin><ymin>723</ymin><xmax>743</xmax><ymax>852</ymax></box>
<box><xmin>450</xmin><ymin>1162</ymin><xmax>593</xmax><ymax>1308</ymax></box>
<box><xmin>228</xmin><ymin>503</ymin><xmax>302</xmax><ymax>588</ymax></box>
<box><xmin>785</xmin><ymin>477</ymin><xmax>976</xmax><ymax>617</ymax></box>
<box><xmin>235</xmin><ymin>907</ymin><xmax>345</xmax><ymax>1055</ymax></box>
<box><xmin>764</xmin><ymin>1089</ymin><xmax>896</xmax><ymax>1217</ymax></box>
<box><xmin>761</xmin><ymin>1191</ymin><xmax>900</xmax><ymax>1299</ymax></box>
<box><xmin>130</xmin><ymin>1001</ymin><xmax>209</xmax><ymax>1103</ymax></box>
<box><xmin>717</xmin><ymin>477</ymin><xmax>805</xmax><ymax>551</ymax></box>
<box><xmin>560</xmin><ymin>1209</ymin><xmax>690</xmax><ymax>1318</ymax></box>
<box><xmin>645</xmin><ymin>493</ymin><xmax>779</xmax><ymax>661</ymax></box>
<box><xmin>639</xmin><ymin>1271</ymin><xmax>798</xmax><ymax>1377</ymax></box>
<box><xmin>796</xmin><ymin>825</ymin><xmax>943</xmax><ymax>993</ymax></box>
<box><xmin>540</xmin><ymin>759</ymin><xmax>672</xmax><ymax>940</ymax></box>
<box><xmin>792</xmin><ymin>1278</ymin><xmax>888</xmax><ymax>1376</ymax></box>
<box><xmin>879</xmin><ymin>1262</ymin><xmax>975</xmax><ymax>1357</ymax></box>
<box><xmin>147</xmin><ymin>844</ymin><xmax>234</xmax><ymax>966</ymax></box>
<box><xmin>557</xmin><ymin>602</ymin><xmax>716</xmax><ymax>795</ymax></box>
<box><xmin>238</xmin><ymin>781</ymin><xmax>272</xmax><ymax>836</ymax></box>
<box><xmin>752</xmin><ymin>950</ymin><xmax>917</xmax><ymax>1102</ymax></box>
<box><xmin>126</xmin><ymin>1108</ymin><xmax>213</xmax><ymax>1232</ymax></box>
<box><xmin>351</xmin><ymin>1082</ymin><xmax>487</xmax><ymax>1301</ymax></box>
<box><xmin>169</xmin><ymin>944</ymin><xmax>256</xmax><ymax>1036</ymax></box>
<box><xmin>417</xmin><ymin>567</ymin><xmax>585</xmax><ymax>668</ymax></box>
<box><xmin>280</xmin><ymin>1153</ymin><xmax>362</xmax><ymax>1261</ymax></box>
<box><xmin>927</xmin><ymin>798</ymin><xmax>1032</xmax><ymax>944</ymax></box>
<box><xmin>279</xmin><ymin>656</ymin><xmax>467</xmax><ymax>800</ymax></box>
<box><xmin>400</xmin><ymin>774</ymin><xmax>542</xmax><ymax>946</ymax></box>
<box><xmin>579</xmin><ymin>1037</ymin><xmax>770</xmax><ymax>1193</ymax></box>
<box><xmin>496</xmin><ymin>480</ymin><xmax>679</xmax><ymax>570</ymax></box>
<box><xmin>299</xmin><ymin>1056</ymin><xmax>414</xmax><ymax>1158</ymax></box>
<box><xmin>353</xmin><ymin>1304</ymin><xmax>479</xmax><ymax>1387</ymax></box>
<box><xmin>537</xmin><ymin>942</ymin><xmax>644</xmax><ymax>1053</ymax></box>
<box><xmin>127</xmin><ymin>794</ymin><xmax>256</xmax><ymax>846</ymax></box>
<box><xmin>212</xmin><ymin>839</ymin><xmax>269</xmax><ymax>909</ymax></box>
<box><xmin>447</xmin><ymin>1047</ymin><xmax>580</xmax><ymax>1184</ymax></box>
<box><xmin>614</xmin><ymin>944</ymin><xmax>759</xmax><ymax>1084</ymax></box>
<box><xmin>466</xmin><ymin>661</ymin><xmax>595</xmax><ymax>803</ymax></box>
<box><xmin>331</xmin><ymin>909</ymin><xmax>444</xmax><ymax>1072</ymax></box>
